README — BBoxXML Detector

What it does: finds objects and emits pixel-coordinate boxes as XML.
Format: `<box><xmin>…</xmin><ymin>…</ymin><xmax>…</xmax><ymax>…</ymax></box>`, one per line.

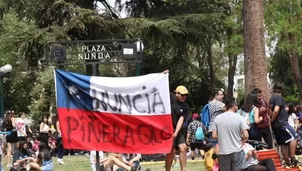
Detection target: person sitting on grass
<box><xmin>113</xmin><ymin>154</ymin><xmax>141</xmax><ymax>171</ymax></box>
<box><xmin>10</xmin><ymin>141</ymin><xmax>32</xmax><ymax>170</ymax></box>
<box><xmin>26</xmin><ymin>142</ymin><xmax>53</xmax><ymax>171</ymax></box>
<box><xmin>98</xmin><ymin>153</ymin><xmax>140</xmax><ymax>171</ymax></box>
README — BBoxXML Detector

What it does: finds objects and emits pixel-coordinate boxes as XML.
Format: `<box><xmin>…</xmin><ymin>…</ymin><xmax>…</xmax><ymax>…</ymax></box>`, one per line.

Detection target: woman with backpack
<box><xmin>186</xmin><ymin>113</ymin><xmax>211</xmax><ymax>160</ymax></box>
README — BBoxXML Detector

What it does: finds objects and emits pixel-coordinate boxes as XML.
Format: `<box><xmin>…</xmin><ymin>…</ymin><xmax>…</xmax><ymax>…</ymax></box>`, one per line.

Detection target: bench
<box><xmin>256</xmin><ymin>149</ymin><xmax>300</xmax><ymax>171</ymax></box>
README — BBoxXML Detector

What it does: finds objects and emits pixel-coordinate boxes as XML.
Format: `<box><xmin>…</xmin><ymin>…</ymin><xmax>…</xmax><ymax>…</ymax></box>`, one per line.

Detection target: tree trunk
<box><xmin>227</xmin><ymin>54</ymin><xmax>238</xmax><ymax>98</ymax></box>
<box><xmin>287</xmin><ymin>33</ymin><xmax>302</xmax><ymax>104</ymax></box>
<box><xmin>243</xmin><ymin>0</ymin><xmax>269</xmax><ymax>101</ymax></box>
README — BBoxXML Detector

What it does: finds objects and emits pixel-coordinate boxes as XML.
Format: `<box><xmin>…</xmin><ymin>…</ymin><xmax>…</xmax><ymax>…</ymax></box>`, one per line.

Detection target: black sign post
<box><xmin>46</xmin><ymin>39</ymin><xmax>144</xmax><ymax>171</ymax></box>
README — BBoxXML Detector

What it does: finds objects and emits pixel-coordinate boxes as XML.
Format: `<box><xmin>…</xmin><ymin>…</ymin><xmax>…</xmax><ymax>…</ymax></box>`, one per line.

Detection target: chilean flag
<box><xmin>54</xmin><ymin>69</ymin><xmax>173</xmax><ymax>154</ymax></box>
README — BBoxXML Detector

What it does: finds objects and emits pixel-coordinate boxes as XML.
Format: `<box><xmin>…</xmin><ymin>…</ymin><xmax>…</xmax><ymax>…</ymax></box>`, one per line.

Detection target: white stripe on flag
<box><xmin>89</xmin><ymin>73</ymin><xmax>171</xmax><ymax>115</ymax></box>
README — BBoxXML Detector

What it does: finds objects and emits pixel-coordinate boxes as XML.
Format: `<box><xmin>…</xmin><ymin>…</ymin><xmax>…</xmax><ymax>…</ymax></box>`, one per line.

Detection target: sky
<box><xmin>96</xmin><ymin>0</ymin><xmax>128</xmax><ymax>18</ymax></box>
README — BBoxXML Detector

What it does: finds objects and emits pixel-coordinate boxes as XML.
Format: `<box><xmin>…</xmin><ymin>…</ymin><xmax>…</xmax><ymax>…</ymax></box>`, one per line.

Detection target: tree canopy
<box><xmin>0</xmin><ymin>0</ymin><xmax>301</xmax><ymax>121</ymax></box>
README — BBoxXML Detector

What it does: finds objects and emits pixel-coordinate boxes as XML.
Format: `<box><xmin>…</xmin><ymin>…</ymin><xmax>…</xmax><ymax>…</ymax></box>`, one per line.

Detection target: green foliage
<box><xmin>284</xmin><ymin>95</ymin><xmax>299</xmax><ymax>104</ymax></box>
<box><xmin>265</xmin><ymin>0</ymin><xmax>302</xmax><ymax>100</ymax></box>
<box><xmin>28</xmin><ymin>67</ymin><xmax>56</xmax><ymax>123</ymax></box>
<box><xmin>0</xmin><ymin>0</ymin><xmax>239</xmax><ymax>119</ymax></box>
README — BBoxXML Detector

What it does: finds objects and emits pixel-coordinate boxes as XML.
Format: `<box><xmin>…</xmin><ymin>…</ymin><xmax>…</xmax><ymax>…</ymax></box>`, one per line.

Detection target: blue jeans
<box><xmin>42</xmin><ymin>160</ymin><xmax>53</xmax><ymax>171</ymax></box>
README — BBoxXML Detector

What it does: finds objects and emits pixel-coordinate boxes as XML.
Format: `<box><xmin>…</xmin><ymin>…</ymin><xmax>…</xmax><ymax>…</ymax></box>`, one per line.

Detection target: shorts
<box><xmin>41</xmin><ymin>160</ymin><xmax>53</xmax><ymax>171</ymax></box>
<box><xmin>117</xmin><ymin>161</ymin><xmax>140</xmax><ymax>171</ymax></box>
<box><xmin>219</xmin><ymin>150</ymin><xmax>248</xmax><ymax>171</ymax></box>
<box><xmin>190</xmin><ymin>142</ymin><xmax>212</xmax><ymax>151</ymax></box>
<box><xmin>6</xmin><ymin>132</ymin><xmax>18</xmax><ymax>143</ymax></box>
<box><xmin>18</xmin><ymin>136</ymin><xmax>26</xmax><ymax>142</ymax></box>
<box><xmin>273</xmin><ymin>123</ymin><xmax>299</xmax><ymax>145</ymax></box>
<box><xmin>173</xmin><ymin>132</ymin><xmax>186</xmax><ymax>148</ymax></box>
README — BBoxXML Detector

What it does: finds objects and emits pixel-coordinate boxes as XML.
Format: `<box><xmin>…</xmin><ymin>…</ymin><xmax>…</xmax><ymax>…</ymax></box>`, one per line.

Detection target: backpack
<box><xmin>195</xmin><ymin>126</ymin><xmax>205</xmax><ymax>140</ymax></box>
<box><xmin>201</xmin><ymin>104</ymin><xmax>210</xmax><ymax>129</ymax></box>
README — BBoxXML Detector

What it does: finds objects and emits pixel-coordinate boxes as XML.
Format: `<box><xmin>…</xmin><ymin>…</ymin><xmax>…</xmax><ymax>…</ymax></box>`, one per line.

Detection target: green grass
<box><xmin>3</xmin><ymin>156</ymin><xmax>206</xmax><ymax>171</ymax></box>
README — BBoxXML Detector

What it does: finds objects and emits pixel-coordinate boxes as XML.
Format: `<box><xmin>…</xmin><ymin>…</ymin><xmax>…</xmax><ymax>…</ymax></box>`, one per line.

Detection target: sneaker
<box><xmin>57</xmin><ymin>158</ymin><xmax>66</xmax><ymax>165</ymax></box>
<box><xmin>290</xmin><ymin>157</ymin><xmax>299</xmax><ymax>167</ymax></box>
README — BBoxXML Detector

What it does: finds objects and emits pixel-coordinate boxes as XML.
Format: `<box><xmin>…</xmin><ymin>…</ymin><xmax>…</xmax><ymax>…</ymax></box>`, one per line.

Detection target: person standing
<box><xmin>165</xmin><ymin>85</ymin><xmax>189</xmax><ymax>171</ymax></box>
<box><xmin>56</xmin><ymin>115</ymin><xmax>65</xmax><ymax>165</ymax></box>
<box><xmin>208</xmin><ymin>88</ymin><xmax>225</xmax><ymax>145</ymax></box>
<box><xmin>39</xmin><ymin>116</ymin><xmax>50</xmax><ymax>147</ymax></box>
<box><xmin>212</xmin><ymin>97</ymin><xmax>249</xmax><ymax>171</ymax></box>
<box><xmin>270</xmin><ymin>83</ymin><xmax>299</xmax><ymax>167</ymax></box>
<box><xmin>15</xmin><ymin>112</ymin><xmax>28</xmax><ymax>143</ymax></box>
<box><xmin>287</xmin><ymin>104</ymin><xmax>299</xmax><ymax>131</ymax></box>
<box><xmin>3</xmin><ymin>111</ymin><xmax>18</xmax><ymax>168</ymax></box>
<box><xmin>186</xmin><ymin>113</ymin><xmax>209</xmax><ymax>160</ymax></box>
<box><xmin>252</xmin><ymin>88</ymin><xmax>273</xmax><ymax>149</ymax></box>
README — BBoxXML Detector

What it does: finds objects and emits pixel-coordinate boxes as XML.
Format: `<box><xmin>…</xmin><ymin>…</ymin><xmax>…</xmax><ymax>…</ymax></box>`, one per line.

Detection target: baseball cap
<box><xmin>192</xmin><ymin>113</ymin><xmax>199</xmax><ymax>120</ymax></box>
<box><xmin>175</xmin><ymin>85</ymin><xmax>189</xmax><ymax>95</ymax></box>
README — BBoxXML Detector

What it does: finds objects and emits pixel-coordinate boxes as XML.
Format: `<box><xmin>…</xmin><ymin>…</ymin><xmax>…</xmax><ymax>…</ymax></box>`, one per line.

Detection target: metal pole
<box><xmin>0</xmin><ymin>76</ymin><xmax>3</xmax><ymax>120</ymax></box>
<box><xmin>92</xmin><ymin>63</ymin><xmax>100</xmax><ymax>171</ymax></box>
<box><xmin>135</xmin><ymin>63</ymin><xmax>140</xmax><ymax>76</ymax></box>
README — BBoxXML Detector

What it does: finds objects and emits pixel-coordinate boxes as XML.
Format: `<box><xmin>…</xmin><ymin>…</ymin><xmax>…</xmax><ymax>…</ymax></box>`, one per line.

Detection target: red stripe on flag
<box><xmin>57</xmin><ymin>108</ymin><xmax>174</xmax><ymax>154</ymax></box>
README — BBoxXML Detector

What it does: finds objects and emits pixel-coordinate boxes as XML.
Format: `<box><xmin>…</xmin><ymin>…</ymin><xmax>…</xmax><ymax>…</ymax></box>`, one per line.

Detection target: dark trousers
<box><xmin>258</xmin><ymin>127</ymin><xmax>273</xmax><ymax>149</ymax></box>
<box><xmin>249</xmin><ymin>126</ymin><xmax>273</xmax><ymax>149</ymax></box>
<box><xmin>246</xmin><ymin>158</ymin><xmax>276</xmax><ymax>171</ymax></box>
<box><xmin>57</xmin><ymin>137</ymin><xmax>64</xmax><ymax>159</ymax></box>
<box><xmin>57</xmin><ymin>145</ymin><xmax>65</xmax><ymax>159</ymax></box>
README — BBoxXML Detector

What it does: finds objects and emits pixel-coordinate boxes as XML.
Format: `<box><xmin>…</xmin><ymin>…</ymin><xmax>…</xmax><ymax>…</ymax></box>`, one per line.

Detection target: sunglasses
<box><xmin>178</xmin><ymin>93</ymin><xmax>188</xmax><ymax>97</ymax></box>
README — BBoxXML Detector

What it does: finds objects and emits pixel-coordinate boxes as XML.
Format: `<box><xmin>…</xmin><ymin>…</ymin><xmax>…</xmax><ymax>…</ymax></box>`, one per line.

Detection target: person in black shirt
<box><xmin>269</xmin><ymin>83</ymin><xmax>299</xmax><ymax>167</ymax></box>
<box><xmin>165</xmin><ymin>85</ymin><xmax>189</xmax><ymax>171</ymax></box>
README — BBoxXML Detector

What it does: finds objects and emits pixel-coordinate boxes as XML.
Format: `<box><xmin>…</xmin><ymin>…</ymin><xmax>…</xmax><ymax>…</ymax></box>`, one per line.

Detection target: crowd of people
<box><xmin>164</xmin><ymin>84</ymin><xmax>302</xmax><ymax>171</ymax></box>
<box><xmin>0</xmin><ymin>112</ymin><xmax>67</xmax><ymax>171</ymax></box>
<box><xmin>0</xmin><ymin>83</ymin><xmax>302</xmax><ymax>171</ymax></box>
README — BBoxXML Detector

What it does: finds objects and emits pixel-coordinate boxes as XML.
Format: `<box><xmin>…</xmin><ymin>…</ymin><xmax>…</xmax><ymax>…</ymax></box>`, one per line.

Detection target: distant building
<box><xmin>224</xmin><ymin>74</ymin><xmax>273</xmax><ymax>92</ymax></box>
